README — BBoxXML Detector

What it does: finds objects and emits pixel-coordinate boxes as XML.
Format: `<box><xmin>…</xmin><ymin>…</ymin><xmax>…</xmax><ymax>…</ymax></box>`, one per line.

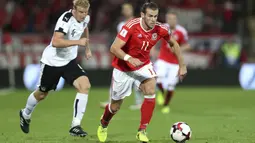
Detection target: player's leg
<box><xmin>97</xmin><ymin>68</ymin><xmax>133</xmax><ymax>142</ymax></box>
<box><xmin>97</xmin><ymin>99</ymin><xmax>123</xmax><ymax>142</ymax></box>
<box><xmin>136</xmin><ymin>78</ymin><xmax>156</xmax><ymax>142</ymax></box>
<box><xmin>62</xmin><ymin>60</ymin><xmax>90</xmax><ymax>137</ymax></box>
<box><xmin>162</xmin><ymin>64</ymin><xmax>179</xmax><ymax>114</ymax></box>
<box><xmin>20</xmin><ymin>63</ymin><xmax>61</xmax><ymax>133</ymax></box>
<box><xmin>129</xmin><ymin>88</ymin><xmax>143</xmax><ymax>110</ymax></box>
<box><xmin>154</xmin><ymin>60</ymin><xmax>167</xmax><ymax>105</ymax></box>
<box><xmin>132</xmin><ymin>64</ymin><xmax>157</xmax><ymax>142</ymax></box>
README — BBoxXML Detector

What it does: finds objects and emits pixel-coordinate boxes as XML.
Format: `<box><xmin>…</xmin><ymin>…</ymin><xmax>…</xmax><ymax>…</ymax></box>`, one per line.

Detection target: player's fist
<box><xmin>128</xmin><ymin>57</ymin><xmax>144</xmax><ymax>68</ymax></box>
<box><xmin>178</xmin><ymin>65</ymin><xmax>187</xmax><ymax>82</ymax></box>
<box><xmin>85</xmin><ymin>48</ymin><xmax>92</xmax><ymax>60</ymax></box>
<box><xmin>78</xmin><ymin>38</ymin><xmax>89</xmax><ymax>46</ymax></box>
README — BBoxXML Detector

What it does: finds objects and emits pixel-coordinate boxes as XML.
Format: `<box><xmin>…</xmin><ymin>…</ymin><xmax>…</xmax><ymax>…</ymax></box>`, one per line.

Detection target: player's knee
<box><xmin>110</xmin><ymin>100</ymin><xmax>122</xmax><ymax>113</ymax></box>
<box><xmin>77</xmin><ymin>83</ymin><xmax>90</xmax><ymax>94</ymax></box>
<box><xmin>75</xmin><ymin>76</ymin><xmax>91</xmax><ymax>94</ymax></box>
<box><xmin>34</xmin><ymin>90</ymin><xmax>48</xmax><ymax>101</ymax></box>
<box><xmin>143</xmin><ymin>86</ymin><xmax>156</xmax><ymax>95</ymax></box>
<box><xmin>110</xmin><ymin>103</ymin><xmax>121</xmax><ymax>113</ymax></box>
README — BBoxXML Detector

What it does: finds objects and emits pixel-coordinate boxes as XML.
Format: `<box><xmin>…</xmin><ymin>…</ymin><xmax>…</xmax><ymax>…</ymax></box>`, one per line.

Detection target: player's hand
<box><xmin>177</xmin><ymin>65</ymin><xmax>187</xmax><ymax>82</ymax></box>
<box><xmin>85</xmin><ymin>48</ymin><xmax>92</xmax><ymax>60</ymax></box>
<box><xmin>127</xmin><ymin>57</ymin><xmax>144</xmax><ymax>68</ymax></box>
<box><xmin>78</xmin><ymin>38</ymin><xmax>89</xmax><ymax>46</ymax></box>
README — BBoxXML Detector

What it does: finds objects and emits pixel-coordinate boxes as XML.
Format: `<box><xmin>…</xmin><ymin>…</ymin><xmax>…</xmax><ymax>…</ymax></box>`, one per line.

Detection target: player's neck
<box><xmin>72</xmin><ymin>10</ymin><xmax>81</xmax><ymax>23</ymax></box>
<box><xmin>141</xmin><ymin>19</ymin><xmax>152</xmax><ymax>31</ymax></box>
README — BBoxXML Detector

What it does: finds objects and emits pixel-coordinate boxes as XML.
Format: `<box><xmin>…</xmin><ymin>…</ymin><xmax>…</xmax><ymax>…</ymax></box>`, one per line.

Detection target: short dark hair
<box><xmin>140</xmin><ymin>2</ymin><xmax>159</xmax><ymax>13</ymax></box>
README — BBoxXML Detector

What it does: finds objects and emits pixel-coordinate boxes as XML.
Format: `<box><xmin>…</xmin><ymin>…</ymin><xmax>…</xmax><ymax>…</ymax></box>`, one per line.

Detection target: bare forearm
<box><xmin>110</xmin><ymin>47</ymin><xmax>129</xmax><ymax>61</ymax></box>
<box><xmin>174</xmin><ymin>43</ymin><xmax>185</xmax><ymax>66</ymax></box>
<box><xmin>181</xmin><ymin>43</ymin><xmax>191</xmax><ymax>52</ymax></box>
<box><xmin>82</xmin><ymin>28</ymin><xmax>89</xmax><ymax>49</ymax></box>
<box><xmin>169</xmin><ymin>40</ymin><xmax>185</xmax><ymax>66</ymax></box>
<box><xmin>52</xmin><ymin>38</ymin><xmax>79</xmax><ymax>48</ymax></box>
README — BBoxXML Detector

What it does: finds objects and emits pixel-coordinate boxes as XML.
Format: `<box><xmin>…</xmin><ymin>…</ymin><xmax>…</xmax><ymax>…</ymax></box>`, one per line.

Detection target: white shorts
<box><xmin>154</xmin><ymin>59</ymin><xmax>179</xmax><ymax>91</ymax></box>
<box><xmin>110</xmin><ymin>63</ymin><xmax>157</xmax><ymax>100</ymax></box>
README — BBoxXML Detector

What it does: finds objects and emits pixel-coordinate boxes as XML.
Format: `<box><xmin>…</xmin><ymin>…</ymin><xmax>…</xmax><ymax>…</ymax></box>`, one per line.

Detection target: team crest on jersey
<box><xmin>151</xmin><ymin>33</ymin><xmax>157</xmax><ymax>40</ymax></box>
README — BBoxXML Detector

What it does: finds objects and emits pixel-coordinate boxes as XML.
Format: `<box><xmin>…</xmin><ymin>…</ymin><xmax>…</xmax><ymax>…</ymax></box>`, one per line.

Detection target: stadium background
<box><xmin>0</xmin><ymin>0</ymin><xmax>255</xmax><ymax>143</ymax></box>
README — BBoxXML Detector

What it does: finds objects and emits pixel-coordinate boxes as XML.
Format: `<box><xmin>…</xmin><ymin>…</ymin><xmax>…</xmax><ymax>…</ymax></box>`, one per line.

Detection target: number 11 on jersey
<box><xmin>141</xmin><ymin>41</ymin><xmax>149</xmax><ymax>51</ymax></box>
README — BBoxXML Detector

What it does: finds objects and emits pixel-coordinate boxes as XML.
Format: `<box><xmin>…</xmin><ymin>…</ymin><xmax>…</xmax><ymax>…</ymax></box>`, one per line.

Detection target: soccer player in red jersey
<box><xmin>97</xmin><ymin>2</ymin><xmax>187</xmax><ymax>142</ymax></box>
<box><xmin>155</xmin><ymin>11</ymin><xmax>191</xmax><ymax>114</ymax></box>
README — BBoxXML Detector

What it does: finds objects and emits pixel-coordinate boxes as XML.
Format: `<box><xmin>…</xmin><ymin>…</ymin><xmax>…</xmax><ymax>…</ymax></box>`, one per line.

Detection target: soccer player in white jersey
<box><xmin>100</xmin><ymin>3</ymin><xmax>143</xmax><ymax>110</ymax></box>
<box><xmin>19</xmin><ymin>0</ymin><xmax>91</xmax><ymax>137</ymax></box>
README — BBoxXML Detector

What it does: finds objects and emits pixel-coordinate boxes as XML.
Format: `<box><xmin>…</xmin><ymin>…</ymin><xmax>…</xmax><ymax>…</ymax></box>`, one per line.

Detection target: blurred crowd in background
<box><xmin>0</xmin><ymin>0</ymin><xmax>253</xmax><ymax>70</ymax></box>
<box><xmin>0</xmin><ymin>0</ymin><xmax>244</xmax><ymax>34</ymax></box>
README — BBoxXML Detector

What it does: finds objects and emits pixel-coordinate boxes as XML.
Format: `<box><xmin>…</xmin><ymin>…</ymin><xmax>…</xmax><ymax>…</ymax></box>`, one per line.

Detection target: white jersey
<box><xmin>41</xmin><ymin>9</ymin><xmax>90</xmax><ymax>67</ymax></box>
<box><xmin>117</xmin><ymin>21</ymin><xmax>126</xmax><ymax>33</ymax></box>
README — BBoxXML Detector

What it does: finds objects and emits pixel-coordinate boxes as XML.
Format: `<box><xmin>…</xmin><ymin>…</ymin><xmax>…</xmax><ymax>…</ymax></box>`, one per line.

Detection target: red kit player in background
<box><xmin>155</xmin><ymin>11</ymin><xmax>191</xmax><ymax>114</ymax></box>
<box><xmin>97</xmin><ymin>2</ymin><xmax>187</xmax><ymax>143</ymax></box>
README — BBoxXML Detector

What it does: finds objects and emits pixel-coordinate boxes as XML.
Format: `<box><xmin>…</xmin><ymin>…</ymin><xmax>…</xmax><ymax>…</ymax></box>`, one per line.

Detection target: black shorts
<box><xmin>38</xmin><ymin>59</ymin><xmax>87</xmax><ymax>92</ymax></box>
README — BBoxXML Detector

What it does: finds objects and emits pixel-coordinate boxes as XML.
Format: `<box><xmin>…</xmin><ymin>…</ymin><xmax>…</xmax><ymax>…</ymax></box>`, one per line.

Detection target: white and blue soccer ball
<box><xmin>170</xmin><ymin>122</ymin><xmax>192</xmax><ymax>143</ymax></box>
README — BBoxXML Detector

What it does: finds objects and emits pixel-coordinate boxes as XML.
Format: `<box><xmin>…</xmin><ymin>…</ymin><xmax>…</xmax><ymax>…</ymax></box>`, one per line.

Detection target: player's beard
<box><xmin>144</xmin><ymin>19</ymin><xmax>154</xmax><ymax>29</ymax></box>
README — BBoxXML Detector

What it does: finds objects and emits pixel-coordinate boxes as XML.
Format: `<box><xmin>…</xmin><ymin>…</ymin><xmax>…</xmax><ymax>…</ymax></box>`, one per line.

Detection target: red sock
<box><xmin>101</xmin><ymin>104</ymin><xmax>115</xmax><ymax>127</ymax></box>
<box><xmin>139</xmin><ymin>96</ymin><xmax>156</xmax><ymax>130</ymax></box>
<box><xmin>164</xmin><ymin>91</ymin><xmax>174</xmax><ymax>106</ymax></box>
<box><xmin>156</xmin><ymin>83</ymin><xmax>164</xmax><ymax>94</ymax></box>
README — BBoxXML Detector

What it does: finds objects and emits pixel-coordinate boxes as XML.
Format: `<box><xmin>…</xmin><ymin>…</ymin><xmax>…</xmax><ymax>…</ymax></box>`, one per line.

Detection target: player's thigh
<box><xmin>154</xmin><ymin>59</ymin><xmax>168</xmax><ymax>83</ymax></box>
<box><xmin>62</xmin><ymin>60</ymin><xmax>89</xmax><ymax>88</ymax></box>
<box><xmin>110</xmin><ymin>68</ymin><xmax>134</xmax><ymax>101</ymax></box>
<box><xmin>164</xmin><ymin>64</ymin><xmax>179</xmax><ymax>90</ymax></box>
<box><xmin>133</xmin><ymin>63</ymin><xmax>157</xmax><ymax>95</ymax></box>
<box><xmin>38</xmin><ymin>63</ymin><xmax>62</xmax><ymax>92</ymax></box>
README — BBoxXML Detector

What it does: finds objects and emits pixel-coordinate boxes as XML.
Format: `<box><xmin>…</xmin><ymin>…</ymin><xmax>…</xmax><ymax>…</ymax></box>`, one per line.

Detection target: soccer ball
<box><xmin>170</xmin><ymin>122</ymin><xmax>191</xmax><ymax>143</ymax></box>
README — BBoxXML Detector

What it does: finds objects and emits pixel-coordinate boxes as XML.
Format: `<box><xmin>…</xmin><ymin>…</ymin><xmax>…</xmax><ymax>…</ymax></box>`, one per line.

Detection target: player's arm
<box><xmin>52</xmin><ymin>13</ymin><xmax>88</xmax><ymax>48</ymax></box>
<box><xmin>181</xmin><ymin>43</ymin><xmax>191</xmax><ymax>52</ymax></box>
<box><xmin>110</xmin><ymin>38</ymin><xmax>127</xmax><ymax>60</ymax></box>
<box><xmin>168</xmin><ymin>37</ymin><xmax>185</xmax><ymax>66</ymax></box>
<box><xmin>110</xmin><ymin>37</ymin><xmax>143</xmax><ymax>67</ymax></box>
<box><xmin>82</xmin><ymin>27</ymin><xmax>89</xmax><ymax>46</ymax></box>
<box><xmin>180</xmin><ymin>30</ymin><xmax>191</xmax><ymax>52</ymax></box>
<box><xmin>168</xmin><ymin>37</ymin><xmax>187</xmax><ymax>81</ymax></box>
<box><xmin>82</xmin><ymin>27</ymin><xmax>92</xmax><ymax>59</ymax></box>
<box><xmin>52</xmin><ymin>32</ymin><xmax>87</xmax><ymax>48</ymax></box>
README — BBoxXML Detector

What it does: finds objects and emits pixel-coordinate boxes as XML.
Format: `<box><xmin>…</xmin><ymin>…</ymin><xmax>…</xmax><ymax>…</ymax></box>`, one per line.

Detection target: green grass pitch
<box><xmin>0</xmin><ymin>87</ymin><xmax>254</xmax><ymax>143</ymax></box>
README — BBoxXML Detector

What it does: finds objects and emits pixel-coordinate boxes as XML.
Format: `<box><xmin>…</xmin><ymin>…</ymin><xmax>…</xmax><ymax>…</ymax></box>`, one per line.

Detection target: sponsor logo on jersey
<box><xmin>137</xmin><ymin>34</ymin><xmax>142</xmax><ymax>38</ymax></box>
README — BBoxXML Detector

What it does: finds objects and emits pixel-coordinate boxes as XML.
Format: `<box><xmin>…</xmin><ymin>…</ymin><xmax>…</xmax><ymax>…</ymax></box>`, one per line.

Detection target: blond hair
<box><xmin>73</xmin><ymin>0</ymin><xmax>90</xmax><ymax>8</ymax></box>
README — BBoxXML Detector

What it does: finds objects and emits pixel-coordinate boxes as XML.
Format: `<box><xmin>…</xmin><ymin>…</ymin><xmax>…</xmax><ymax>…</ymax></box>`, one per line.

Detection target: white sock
<box><xmin>23</xmin><ymin>92</ymin><xmax>38</xmax><ymax>119</ymax></box>
<box><xmin>71</xmin><ymin>93</ymin><xmax>88</xmax><ymax>127</ymax></box>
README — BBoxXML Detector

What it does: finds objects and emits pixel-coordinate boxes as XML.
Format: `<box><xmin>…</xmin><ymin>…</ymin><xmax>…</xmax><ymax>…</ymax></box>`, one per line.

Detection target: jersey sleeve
<box><xmin>160</xmin><ymin>24</ymin><xmax>172</xmax><ymax>41</ymax></box>
<box><xmin>54</xmin><ymin>12</ymin><xmax>72</xmax><ymax>35</ymax></box>
<box><xmin>117</xmin><ymin>25</ymin><xmax>132</xmax><ymax>42</ymax></box>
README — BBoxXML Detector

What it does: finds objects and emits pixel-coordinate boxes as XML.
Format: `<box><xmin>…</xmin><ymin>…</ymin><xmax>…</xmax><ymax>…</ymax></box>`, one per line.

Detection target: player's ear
<box><xmin>141</xmin><ymin>12</ymin><xmax>145</xmax><ymax>18</ymax></box>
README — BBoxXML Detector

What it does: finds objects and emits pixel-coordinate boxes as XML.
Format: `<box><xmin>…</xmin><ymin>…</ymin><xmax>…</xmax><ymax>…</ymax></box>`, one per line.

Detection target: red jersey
<box><xmin>112</xmin><ymin>18</ymin><xmax>171</xmax><ymax>71</ymax></box>
<box><xmin>158</xmin><ymin>24</ymin><xmax>188</xmax><ymax>64</ymax></box>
